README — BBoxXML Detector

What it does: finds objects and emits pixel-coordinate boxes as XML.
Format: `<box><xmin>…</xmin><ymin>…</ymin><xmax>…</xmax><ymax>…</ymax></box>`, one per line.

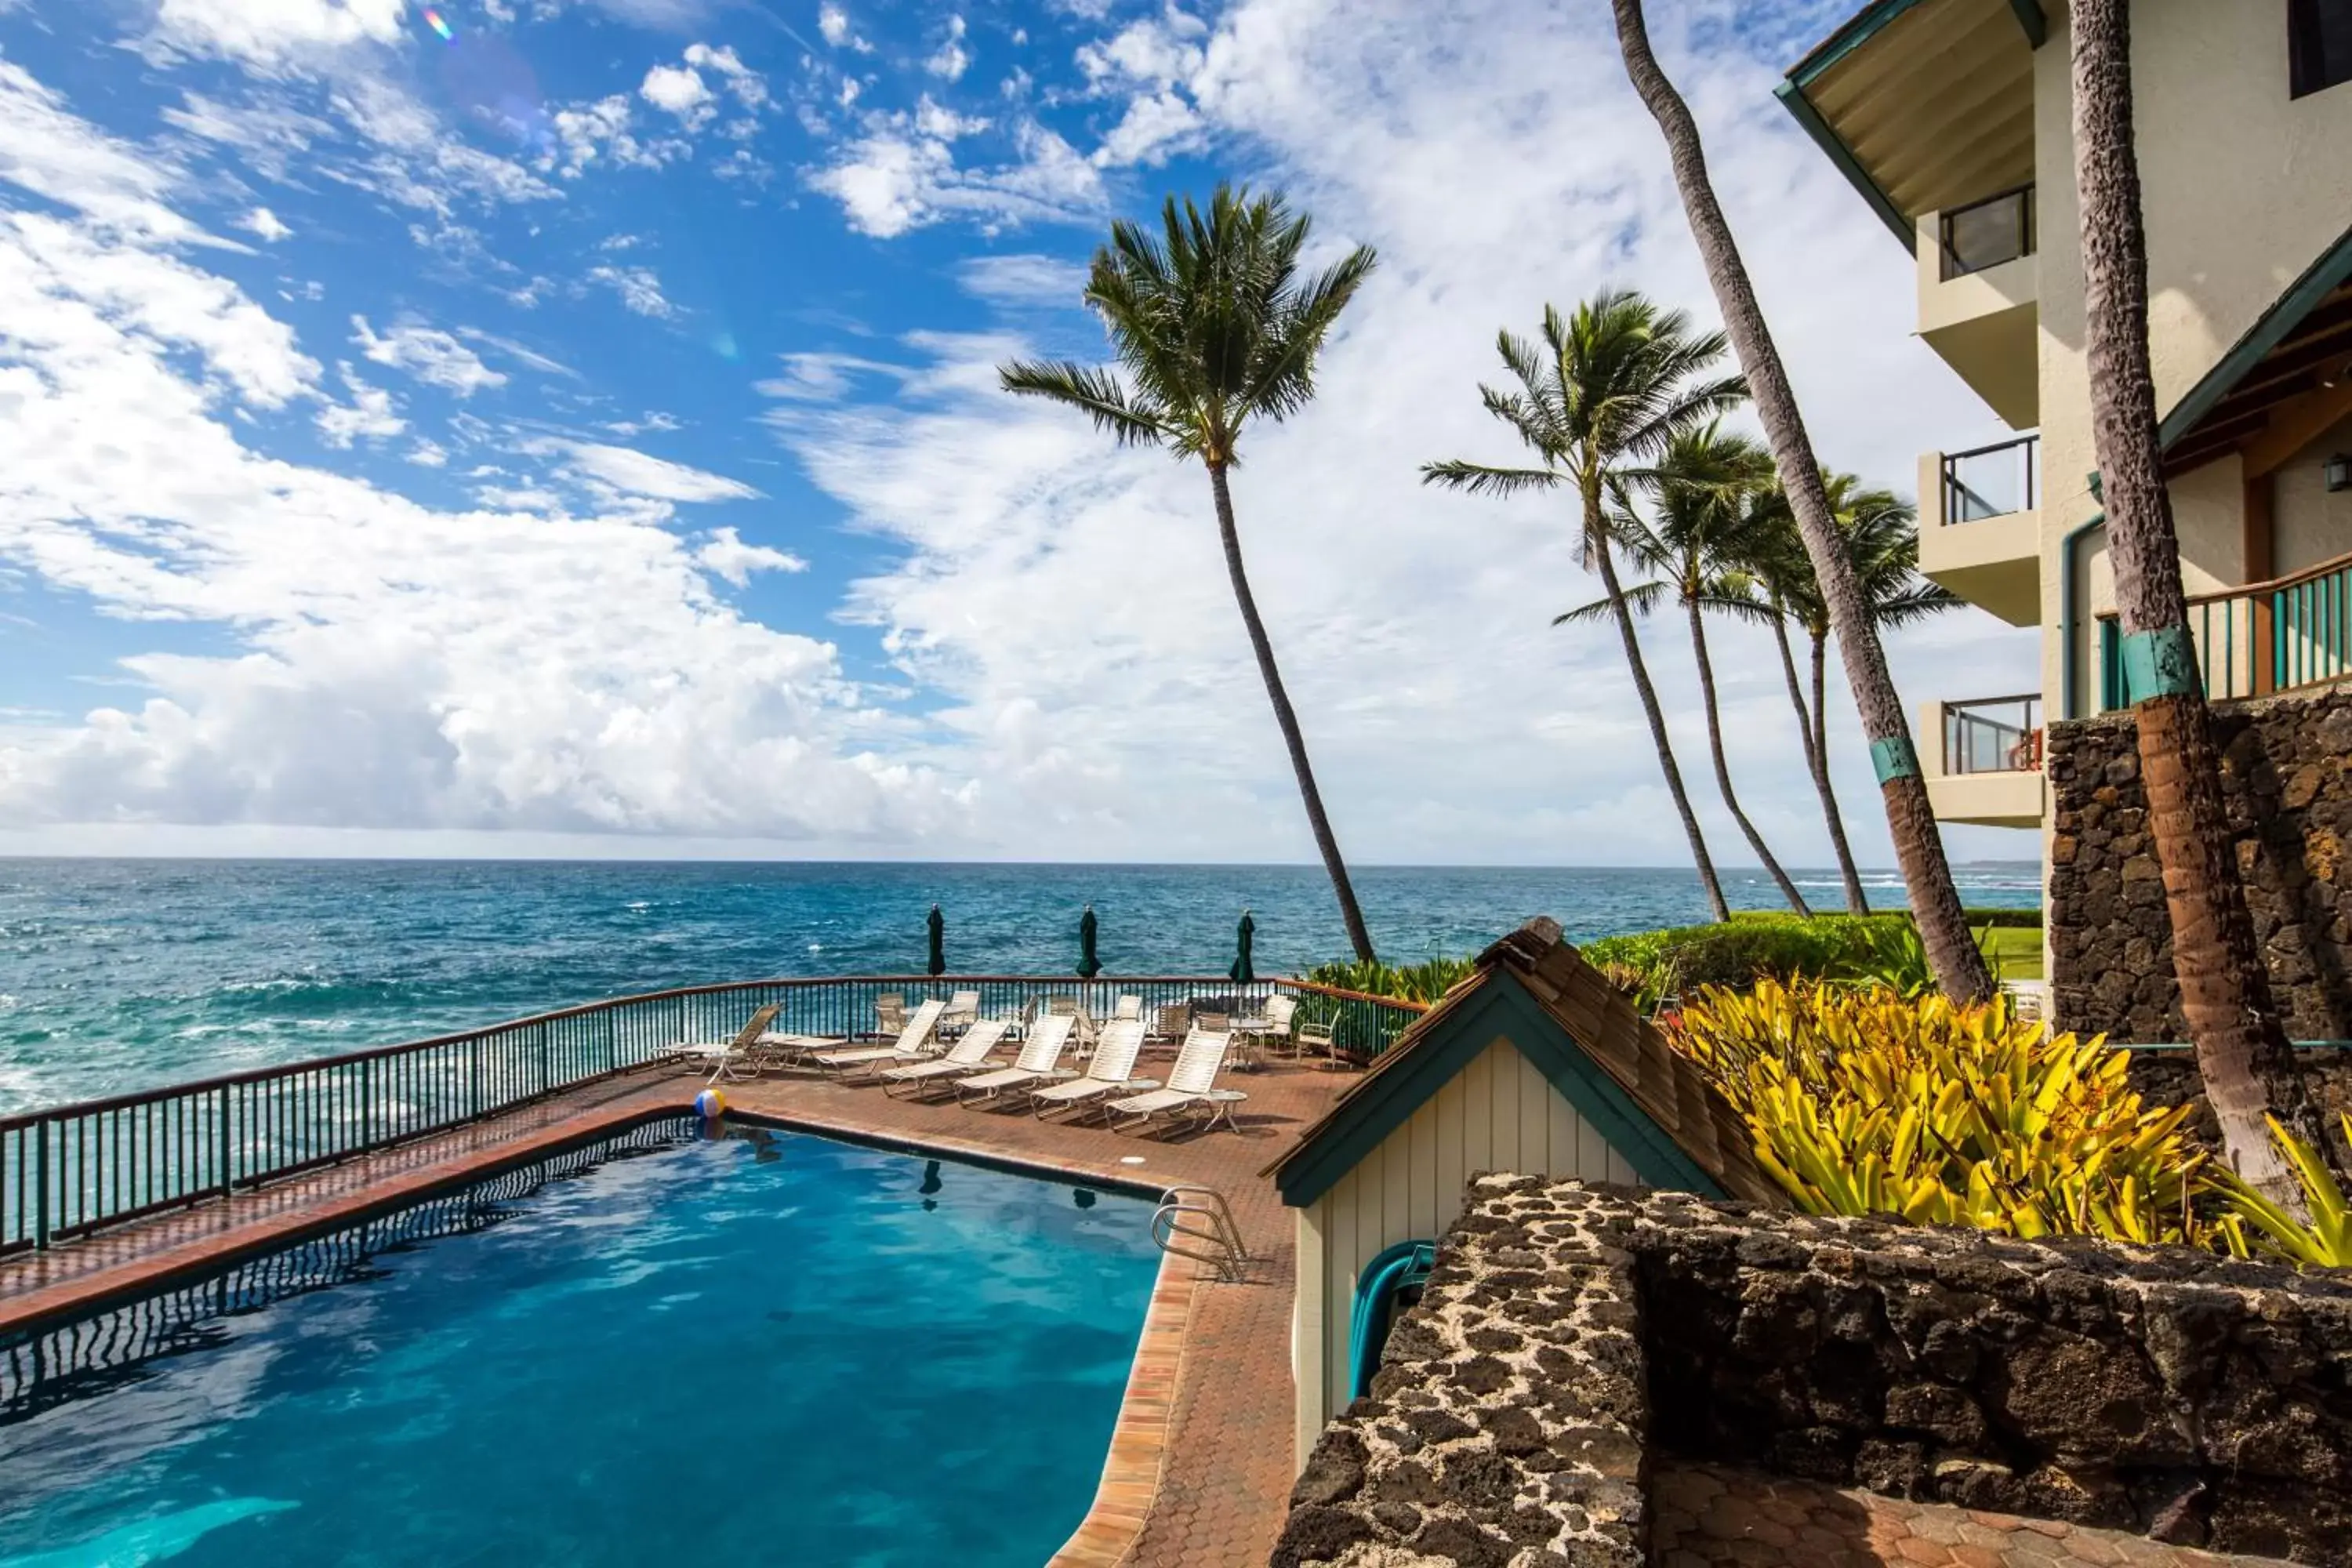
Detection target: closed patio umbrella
<box><xmin>927</xmin><ymin>905</ymin><xmax>946</xmax><ymax>978</ymax></box>
<box><xmin>1229</xmin><ymin>909</ymin><xmax>1255</xmax><ymax>985</ymax></box>
<box><xmin>1076</xmin><ymin>905</ymin><xmax>1102</xmax><ymax>979</ymax></box>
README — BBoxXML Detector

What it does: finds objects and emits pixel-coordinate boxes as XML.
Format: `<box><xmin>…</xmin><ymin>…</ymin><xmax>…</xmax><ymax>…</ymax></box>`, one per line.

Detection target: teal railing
<box><xmin>0</xmin><ymin>975</ymin><xmax>1425</xmax><ymax>1256</ymax></box>
<box><xmin>2098</xmin><ymin>548</ymin><xmax>2352</xmax><ymax>710</ymax></box>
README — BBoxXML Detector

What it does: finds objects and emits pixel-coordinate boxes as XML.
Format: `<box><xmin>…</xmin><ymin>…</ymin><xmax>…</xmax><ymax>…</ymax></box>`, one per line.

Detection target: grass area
<box><xmin>1977</xmin><ymin>924</ymin><xmax>2044</xmax><ymax>982</ymax></box>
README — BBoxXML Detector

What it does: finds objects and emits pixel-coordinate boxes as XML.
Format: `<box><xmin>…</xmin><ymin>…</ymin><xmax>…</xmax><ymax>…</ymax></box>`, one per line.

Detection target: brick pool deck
<box><xmin>1</xmin><ymin>1055</ymin><xmax>1345</xmax><ymax>1568</ymax></box>
<box><xmin>1</xmin><ymin>1062</ymin><xmax>2315</xmax><ymax>1568</ymax></box>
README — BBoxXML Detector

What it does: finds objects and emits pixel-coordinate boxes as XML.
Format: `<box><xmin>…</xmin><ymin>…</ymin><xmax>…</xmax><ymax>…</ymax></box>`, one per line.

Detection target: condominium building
<box><xmin>1780</xmin><ymin>0</ymin><xmax>2352</xmax><ymax>834</ymax></box>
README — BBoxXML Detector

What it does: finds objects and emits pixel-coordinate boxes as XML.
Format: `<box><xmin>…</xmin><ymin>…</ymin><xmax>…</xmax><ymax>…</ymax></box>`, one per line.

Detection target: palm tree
<box><xmin>2069</xmin><ymin>0</ymin><xmax>2322</xmax><ymax>1194</ymax></box>
<box><xmin>1421</xmin><ymin>294</ymin><xmax>1746</xmax><ymax>921</ymax></box>
<box><xmin>1562</xmin><ymin>425</ymin><xmax>1811</xmax><ymax>915</ymax></box>
<box><xmin>1610</xmin><ymin>0</ymin><xmax>1994</xmax><ymax>1000</ymax></box>
<box><xmin>1722</xmin><ymin>475</ymin><xmax>1958</xmax><ymax>916</ymax></box>
<box><xmin>998</xmin><ymin>187</ymin><xmax>1381</xmax><ymax>962</ymax></box>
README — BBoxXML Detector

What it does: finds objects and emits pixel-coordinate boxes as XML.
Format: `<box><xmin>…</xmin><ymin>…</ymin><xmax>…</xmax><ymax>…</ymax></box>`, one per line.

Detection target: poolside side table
<box><xmin>1197</xmin><ymin>1087</ymin><xmax>1249</xmax><ymax>1133</ymax></box>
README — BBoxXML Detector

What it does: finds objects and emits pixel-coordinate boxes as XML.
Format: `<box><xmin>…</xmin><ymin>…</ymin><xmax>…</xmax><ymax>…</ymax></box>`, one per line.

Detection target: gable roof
<box><xmin>1266</xmin><ymin>918</ymin><xmax>1781</xmax><ymax>1209</ymax></box>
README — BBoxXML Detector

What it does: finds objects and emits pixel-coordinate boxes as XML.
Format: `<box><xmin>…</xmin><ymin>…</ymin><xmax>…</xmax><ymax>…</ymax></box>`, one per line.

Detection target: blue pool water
<box><xmin>0</xmin><ymin>1123</ymin><xmax>1161</xmax><ymax>1567</ymax></box>
<box><xmin>0</xmin><ymin>858</ymin><xmax>2042</xmax><ymax>1114</ymax></box>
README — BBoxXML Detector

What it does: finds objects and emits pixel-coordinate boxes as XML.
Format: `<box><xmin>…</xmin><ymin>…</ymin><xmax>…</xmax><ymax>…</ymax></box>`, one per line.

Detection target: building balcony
<box><xmin>2094</xmin><ymin>548</ymin><xmax>2352</xmax><ymax>711</ymax></box>
<box><xmin>1916</xmin><ymin>185</ymin><xmax>2038</xmax><ymax>429</ymax></box>
<box><xmin>1916</xmin><ymin>434</ymin><xmax>2040</xmax><ymax>626</ymax></box>
<box><xmin>1919</xmin><ymin>692</ymin><xmax>2044</xmax><ymax>829</ymax></box>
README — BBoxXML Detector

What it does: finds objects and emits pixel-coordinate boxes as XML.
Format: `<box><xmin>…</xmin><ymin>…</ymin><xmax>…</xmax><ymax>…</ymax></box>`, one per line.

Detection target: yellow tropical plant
<box><xmin>1671</xmin><ymin>980</ymin><xmax>2212</xmax><ymax>1246</ymax></box>
<box><xmin>2209</xmin><ymin>1115</ymin><xmax>2352</xmax><ymax>1267</ymax></box>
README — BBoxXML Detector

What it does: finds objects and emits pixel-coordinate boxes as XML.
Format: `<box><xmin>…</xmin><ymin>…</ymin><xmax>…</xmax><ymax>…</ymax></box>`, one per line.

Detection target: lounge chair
<box><xmin>873</xmin><ymin>992</ymin><xmax>907</xmax><ymax>1039</ymax></box>
<box><xmin>879</xmin><ymin>1018</ymin><xmax>1010</xmax><ymax>1099</ymax></box>
<box><xmin>1112</xmin><ymin>994</ymin><xmax>1142</xmax><ymax>1021</ymax></box>
<box><xmin>955</xmin><ymin>1014</ymin><xmax>1079</xmax><ymax>1108</ymax></box>
<box><xmin>662</xmin><ymin>1004</ymin><xmax>782</xmax><ymax>1083</ymax></box>
<box><xmin>809</xmin><ymin>998</ymin><xmax>946</xmax><ymax>1082</ymax></box>
<box><xmin>1029</xmin><ymin>1019</ymin><xmax>1156</xmax><ymax>1120</ymax></box>
<box><xmin>940</xmin><ymin>989</ymin><xmax>982</xmax><ymax>1033</ymax></box>
<box><xmin>1106</xmin><ymin>1025</ymin><xmax>1245</xmax><ymax>1134</ymax></box>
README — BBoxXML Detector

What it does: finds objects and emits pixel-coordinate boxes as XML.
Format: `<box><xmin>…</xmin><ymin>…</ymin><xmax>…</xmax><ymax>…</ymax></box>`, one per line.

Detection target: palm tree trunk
<box><xmin>1611</xmin><ymin>0</ymin><xmax>1991</xmax><ymax>1000</ymax></box>
<box><xmin>1588</xmin><ymin>493</ymin><xmax>1730</xmax><ymax>921</ymax></box>
<box><xmin>2070</xmin><ymin>0</ymin><xmax>2320</xmax><ymax>1194</ymax></box>
<box><xmin>1688</xmin><ymin>596</ymin><xmax>1809</xmax><ymax>914</ymax></box>
<box><xmin>1777</xmin><ymin>616</ymin><xmax>1868</xmax><ymax>913</ymax></box>
<box><xmin>1207</xmin><ymin>463</ymin><xmax>1377</xmax><ymax>963</ymax></box>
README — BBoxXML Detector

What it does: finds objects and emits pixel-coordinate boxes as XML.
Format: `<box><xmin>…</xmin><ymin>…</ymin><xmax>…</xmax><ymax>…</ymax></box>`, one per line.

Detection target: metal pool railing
<box><xmin>2096</xmin><ymin>547</ymin><xmax>2352</xmax><ymax>708</ymax></box>
<box><xmin>0</xmin><ymin>975</ymin><xmax>1428</xmax><ymax>1256</ymax></box>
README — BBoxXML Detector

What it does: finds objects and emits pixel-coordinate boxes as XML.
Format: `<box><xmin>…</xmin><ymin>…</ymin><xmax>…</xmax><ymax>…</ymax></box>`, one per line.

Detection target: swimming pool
<box><xmin>0</xmin><ymin>1120</ymin><xmax>1161</xmax><ymax>1566</ymax></box>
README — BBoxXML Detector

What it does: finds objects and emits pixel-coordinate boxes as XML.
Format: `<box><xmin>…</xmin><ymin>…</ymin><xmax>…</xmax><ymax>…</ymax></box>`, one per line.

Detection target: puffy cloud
<box><xmin>146</xmin><ymin>0</ymin><xmax>408</xmax><ymax>68</ymax></box>
<box><xmin>695</xmin><ymin>526</ymin><xmax>808</xmax><ymax>586</ymax></box>
<box><xmin>314</xmin><ymin>366</ymin><xmax>405</xmax><ymax>446</ymax></box>
<box><xmin>925</xmin><ymin>15</ymin><xmax>971</xmax><ymax>82</ymax></box>
<box><xmin>351</xmin><ymin>315</ymin><xmax>507</xmax><ymax>396</ymax></box>
<box><xmin>237</xmin><ymin>206</ymin><xmax>292</xmax><ymax>241</ymax></box>
<box><xmin>0</xmin><ymin>62</ymin><xmax>207</xmax><ymax>245</ymax></box>
<box><xmin>816</xmin><ymin>3</ymin><xmax>870</xmax><ymax>52</ymax></box>
<box><xmin>639</xmin><ymin>64</ymin><xmax>714</xmax><ymax>127</ymax></box>
<box><xmin>811</xmin><ymin>110</ymin><xmax>1101</xmax><ymax>238</ymax></box>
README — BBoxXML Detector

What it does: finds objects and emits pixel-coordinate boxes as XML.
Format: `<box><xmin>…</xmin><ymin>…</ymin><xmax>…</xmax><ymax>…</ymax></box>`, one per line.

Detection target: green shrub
<box><xmin>1301</xmin><ymin>955</ymin><xmax>1476</xmax><ymax>1004</ymax></box>
<box><xmin>1962</xmin><ymin>906</ymin><xmax>2044</xmax><ymax>930</ymax></box>
<box><xmin>1582</xmin><ymin>912</ymin><xmax>1912</xmax><ymax>1007</ymax></box>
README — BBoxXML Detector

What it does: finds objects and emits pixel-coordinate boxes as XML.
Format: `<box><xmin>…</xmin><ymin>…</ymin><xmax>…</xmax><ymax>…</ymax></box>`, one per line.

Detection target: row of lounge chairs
<box><xmin>661</xmin><ymin>993</ymin><xmax>1254</xmax><ymax>1136</ymax></box>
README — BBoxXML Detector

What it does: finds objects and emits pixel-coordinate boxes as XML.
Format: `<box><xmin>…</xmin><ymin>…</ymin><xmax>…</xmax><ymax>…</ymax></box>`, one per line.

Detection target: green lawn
<box><xmin>1978</xmin><ymin>924</ymin><xmax>2044</xmax><ymax>982</ymax></box>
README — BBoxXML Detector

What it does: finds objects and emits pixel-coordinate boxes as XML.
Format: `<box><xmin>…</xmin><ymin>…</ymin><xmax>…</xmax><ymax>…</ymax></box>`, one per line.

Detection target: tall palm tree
<box><xmin>1561</xmin><ymin>426</ymin><xmax>1811</xmax><ymax>915</ymax></box>
<box><xmin>2069</xmin><ymin>0</ymin><xmax>2321</xmax><ymax>1195</ymax></box>
<box><xmin>1721</xmin><ymin>476</ymin><xmax>1958</xmax><ymax>916</ymax></box>
<box><xmin>1610</xmin><ymin>0</ymin><xmax>1994</xmax><ymax>1000</ymax></box>
<box><xmin>998</xmin><ymin>186</ymin><xmax>1381</xmax><ymax>962</ymax></box>
<box><xmin>1422</xmin><ymin>294</ymin><xmax>1746</xmax><ymax>920</ymax></box>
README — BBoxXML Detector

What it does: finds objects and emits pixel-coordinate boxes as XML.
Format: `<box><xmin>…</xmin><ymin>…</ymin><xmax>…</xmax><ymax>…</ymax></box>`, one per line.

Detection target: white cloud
<box><xmin>351</xmin><ymin>315</ymin><xmax>507</xmax><ymax>396</ymax></box>
<box><xmin>696</xmin><ymin>526</ymin><xmax>808</xmax><ymax>586</ymax></box>
<box><xmin>640</xmin><ymin>64</ymin><xmax>714</xmax><ymax>126</ymax></box>
<box><xmin>546</xmin><ymin>94</ymin><xmax>678</xmax><ymax>178</ymax></box>
<box><xmin>457</xmin><ymin>328</ymin><xmax>579</xmax><ymax>379</ymax></box>
<box><xmin>0</xmin><ymin>64</ymin><xmax>956</xmax><ymax>845</ymax></box>
<box><xmin>314</xmin><ymin>365</ymin><xmax>405</xmax><ymax>447</ymax></box>
<box><xmin>0</xmin><ymin>62</ymin><xmax>208</xmax><ymax>245</ymax></box>
<box><xmin>753</xmin><ymin>350</ymin><xmax>910</xmax><ymax>403</ymax></box>
<box><xmin>560</xmin><ymin>442</ymin><xmax>760</xmax><ymax>503</ymax></box>
<box><xmin>811</xmin><ymin>111</ymin><xmax>1102</xmax><ymax>238</ymax></box>
<box><xmin>407</xmin><ymin>438</ymin><xmax>449</xmax><ymax>468</ymax></box>
<box><xmin>816</xmin><ymin>3</ymin><xmax>871</xmax><ymax>52</ymax></box>
<box><xmin>585</xmin><ymin>263</ymin><xmax>678</xmax><ymax>318</ymax></box>
<box><xmin>926</xmin><ymin>15</ymin><xmax>971</xmax><ymax>82</ymax></box>
<box><xmin>956</xmin><ymin>253</ymin><xmax>1088</xmax><ymax>308</ymax></box>
<box><xmin>771</xmin><ymin>0</ymin><xmax>2037</xmax><ymax>866</ymax></box>
<box><xmin>684</xmin><ymin>43</ymin><xmax>770</xmax><ymax>111</ymax></box>
<box><xmin>147</xmin><ymin>0</ymin><xmax>408</xmax><ymax>68</ymax></box>
<box><xmin>237</xmin><ymin>206</ymin><xmax>293</xmax><ymax>241</ymax></box>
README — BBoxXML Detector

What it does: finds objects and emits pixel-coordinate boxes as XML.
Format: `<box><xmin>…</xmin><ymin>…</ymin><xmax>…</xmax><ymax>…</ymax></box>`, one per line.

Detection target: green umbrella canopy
<box><xmin>1229</xmin><ymin>909</ymin><xmax>1255</xmax><ymax>985</ymax></box>
<box><xmin>927</xmin><ymin>904</ymin><xmax>946</xmax><ymax>978</ymax></box>
<box><xmin>1076</xmin><ymin>905</ymin><xmax>1102</xmax><ymax>979</ymax></box>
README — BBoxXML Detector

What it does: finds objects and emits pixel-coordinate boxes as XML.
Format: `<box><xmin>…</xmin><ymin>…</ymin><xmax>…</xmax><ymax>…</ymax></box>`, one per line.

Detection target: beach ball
<box><xmin>694</xmin><ymin>1088</ymin><xmax>726</xmax><ymax>1120</ymax></box>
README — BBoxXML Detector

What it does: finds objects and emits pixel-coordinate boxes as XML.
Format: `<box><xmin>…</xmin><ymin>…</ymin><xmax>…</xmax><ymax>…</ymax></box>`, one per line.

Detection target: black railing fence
<box><xmin>0</xmin><ymin>1117</ymin><xmax>700</xmax><ymax>1421</ymax></box>
<box><xmin>0</xmin><ymin>975</ymin><xmax>1426</xmax><ymax>1256</ymax></box>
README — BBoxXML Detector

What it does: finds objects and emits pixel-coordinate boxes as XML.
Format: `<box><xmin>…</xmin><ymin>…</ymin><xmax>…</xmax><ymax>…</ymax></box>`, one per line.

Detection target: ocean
<box><xmin>0</xmin><ymin>858</ymin><xmax>2040</xmax><ymax>1116</ymax></box>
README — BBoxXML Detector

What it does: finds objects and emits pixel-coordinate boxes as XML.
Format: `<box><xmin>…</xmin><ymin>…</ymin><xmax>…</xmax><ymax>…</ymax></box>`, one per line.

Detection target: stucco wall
<box><xmin>2032</xmin><ymin>2</ymin><xmax>2352</xmax><ymax>720</ymax></box>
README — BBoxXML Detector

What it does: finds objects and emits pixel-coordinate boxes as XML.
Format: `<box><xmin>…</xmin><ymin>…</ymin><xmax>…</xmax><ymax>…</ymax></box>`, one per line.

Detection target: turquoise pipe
<box><xmin>1348</xmin><ymin>1240</ymin><xmax>1436</xmax><ymax>1401</ymax></box>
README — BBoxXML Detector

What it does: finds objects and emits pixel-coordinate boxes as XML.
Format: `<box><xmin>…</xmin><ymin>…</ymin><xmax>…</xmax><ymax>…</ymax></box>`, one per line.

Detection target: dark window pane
<box><xmin>2291</xmin><ymin>0</ymin><xmax>2352</xmax><ymax>98</ymax></box>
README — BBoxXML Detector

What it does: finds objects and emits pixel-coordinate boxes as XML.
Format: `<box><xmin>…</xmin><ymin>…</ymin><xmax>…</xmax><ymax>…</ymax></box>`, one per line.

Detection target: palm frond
<box><xmin>998</xmin><ymin>360</ymin><xmax>1172</xmax><ymax>447</ymax></box>
<box><xmin>1420</xmin><ymin>458</ymin><xmax>1563</xmax><ymax>496</ymax></box>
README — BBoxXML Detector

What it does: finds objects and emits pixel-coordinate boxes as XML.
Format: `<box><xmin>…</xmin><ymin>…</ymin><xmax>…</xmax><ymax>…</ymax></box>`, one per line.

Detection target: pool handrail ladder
<box><xmin>2</xmin><ymin>975</ymin><xmax>1426</xmax><ymax>1256</ymax></box>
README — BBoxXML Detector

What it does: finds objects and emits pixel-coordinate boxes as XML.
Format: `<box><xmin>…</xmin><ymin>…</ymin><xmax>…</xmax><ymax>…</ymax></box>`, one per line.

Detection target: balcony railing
<box><xmin>1940</xmin><ymin>434</ymin><xmax>2039</xmax><ymax>523</ymax></box>
<box><xmin>0</xmin><ymin>974</ymin><xmax>1428</xmax><ymax>1255</ymax></box>
<box><xmin>1942</xmin><ymin>693</ymin><xmax>2043</xmax><ymax>775</ymax></box>
<box><xmin>2097</xmin><ymin>548</ymin><xmax>2352</xmax><ymax>709</ymax></box>
<box><xmin>1940</xmin><ymin>183</ymin><xmax>2036</xmax><ymax>280</ymax></box>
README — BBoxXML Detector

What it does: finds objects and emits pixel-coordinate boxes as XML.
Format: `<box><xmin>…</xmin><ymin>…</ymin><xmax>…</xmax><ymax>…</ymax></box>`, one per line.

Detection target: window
<box><xmin>2291</xmin><ymin>0</ymin><xmax>2352</xmax><ymax>98</ymax></box>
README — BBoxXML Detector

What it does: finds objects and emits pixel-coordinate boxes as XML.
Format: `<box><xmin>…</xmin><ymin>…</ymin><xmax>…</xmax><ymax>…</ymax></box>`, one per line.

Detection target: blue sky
<box><xmin>0</xmin><ymin>0</ymin><xmax>2039</xmax><ymax>866</ymax></box>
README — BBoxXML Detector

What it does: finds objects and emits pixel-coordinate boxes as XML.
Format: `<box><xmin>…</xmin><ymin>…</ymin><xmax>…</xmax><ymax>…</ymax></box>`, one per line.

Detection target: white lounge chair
<box><xmin>879</xmin><ymin>1018</ymin><xmax>1010</xmax><ymax>1099</ymax></box>
<box><xmin>873</xmin><ymin>992</ymin><xmax>907</xmax><ymax>1038</ymax></box>
<box><xmin>1107</xmin><ymin>1025</ymin><xmax>1245</xmax><ymax>1134</ymax></box>
<box><xmin>810</xmin><ymin>998</ymin><xmax>946</xmax><ymax>1081</ymax></box>
<box><xmin>1029</xmin><ymin>1018</ymin><xmax>1155</xmax><ymax>1120</ymax></box>
<box><xmin>661</xmin><ymin>1004</ymin><xmax>782</xmax><ymax>1083</ymax></box>
<box><xmin>1112</xmin><ymin>994</ymin><xmax>1142</xmax><ymax>1021</ymax></box>
<box><xmin>956</xmin><ymin>1014</ymin><xmax>1079</xmax><ymax>1108</ymax></box>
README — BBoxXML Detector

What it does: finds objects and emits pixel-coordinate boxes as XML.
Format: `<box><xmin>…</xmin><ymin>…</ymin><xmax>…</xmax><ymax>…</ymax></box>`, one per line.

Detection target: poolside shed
<box><xmin>1267</xmin><ymin>916</ymin><xmax>1781</xmax><ymax>1467</ymax></box>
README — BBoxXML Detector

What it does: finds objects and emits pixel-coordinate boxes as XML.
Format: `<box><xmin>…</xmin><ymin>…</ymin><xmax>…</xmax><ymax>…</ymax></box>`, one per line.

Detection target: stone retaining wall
<box><xmin>1276</xmin><ymin>1181</ymin><xmax>2352</xmax><ymax>1567</ymax></box>
<box><xmin>2048</xmin><ymin>688</ymin><xmax>2352</xmax><ymax>1043</ymax></box>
